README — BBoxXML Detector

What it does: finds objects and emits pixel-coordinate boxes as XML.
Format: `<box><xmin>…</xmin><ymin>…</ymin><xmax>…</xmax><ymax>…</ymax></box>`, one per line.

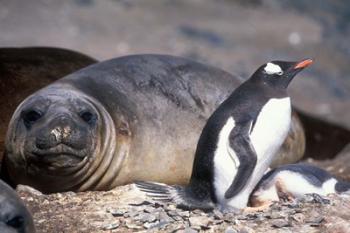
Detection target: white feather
<box><xmin>253</xmin><ymin>171</ymin><xmax>337</xmax><ymax>201</ymax></box>
<box><xmin>214</xmin><ymin>97</ymin><xmax>291</xmax><ymax>209</ymax></box>
<box><xmin>264</xmin><ymin>63</ymin><xmax>283</xmax><ymax>75</ymax></box>
<box><xmin>213</xmin><ymin>117</ymin><xmax>238</xmax><ymax>205</ymax></box>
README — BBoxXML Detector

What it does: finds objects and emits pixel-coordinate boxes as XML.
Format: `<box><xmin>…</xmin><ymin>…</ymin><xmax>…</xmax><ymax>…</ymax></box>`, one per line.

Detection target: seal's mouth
<box><xmin>29</xmin><ymin>144</ymin><xmax>88</xmax><ymax>168</ymax></box>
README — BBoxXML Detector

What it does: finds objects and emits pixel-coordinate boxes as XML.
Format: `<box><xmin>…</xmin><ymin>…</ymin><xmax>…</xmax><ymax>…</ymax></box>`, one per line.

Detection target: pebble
<box><xmin>271</xmin><ymin>219</ymin><xmax>291</xmax><ymax>228</ymax></box>
<box><xmin>144</xmin><ymin>221</ymin><xmax>162</xmax><ymax>229</ymax></box>
<box><xmin>16</xmin><ymin>185</ymin><xmax>43</xmax><ymax>196</ymax></box>
<box><xmin>223</xmin><ymin>212</ymin><xmax>235</xmax><ymax>222</ymax></box>
<box><xmin>183</xmin><ymin>227</ymin><xmax>198</xmax><ymax>233</ymax></box>
<box><xmin>159</xmin><ymin>211</ymin><xmax>173</xmax><ymax>223</ymax></box>
<box><xmin>238</xmin><ymin>226</ymin><xmax>255</xmax><ymax>233</ymax></box>
<box><xmin>268</xmin><ymin>212</ymin><xmax>283</xmax><ymax>219</ymax></box>
<box><xmin>143</xmin><ymin>206</ymin><xmax>156</xmax><ymax>213</ymax></box>
<box><xmin>178</xmin><ymin>211</ymin><xmax>190</xmax><ymax>218</ymax></box>
<box><xmin>225</xmin><ymin>226</ymin><xmax>238</xmax><ymax>233</ymax></box>
<box><xmin>189</xmin><ymin>216</ymin><xmax>211</xmax><ymax>227</ymax></box>
<box><xmin>306</xmin><ymin>216</ymin><xmax>324</xmax><ymax>227</ymax></box>
<box><xmin>108</xmin><ymin>209</ymin><xmax>126</xmax><ymax>217</ymax></box>
<box><xmin>138</xmin><ymin>213</ymin><xmax>157</xmax><ymax>223</ymax></box>
<box><xmin>291</xmin><ymin>213</ymin><xmax>305</xmax><ymax>223</ymax></box>
<box><xmin>166</xmin><ymin>204</ymin><xmax>177</xmax><ymax>211</ymax></box>
<box><xmin>213</xmin><ymin>209</ymin><xmax>224</xmax><ymax>219</ymax></box>
<box><xmin>128</xmin><ymin>200</ymin><xmax>153</xmax><ymax>206</ymax></box>
<box><xmin>102</xmin><ymin>222</ymin><xmax>120</xmax><ymax>230</ymax></box>
<box><xmin>125</xmin><ymin>221</ymin><xmax>143</xmax><ymax>230</ymax></box>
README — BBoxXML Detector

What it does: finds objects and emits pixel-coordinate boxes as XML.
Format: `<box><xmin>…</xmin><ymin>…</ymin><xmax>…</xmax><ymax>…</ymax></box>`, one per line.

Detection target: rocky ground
<box><xmin>18</xmin><ymin>183</ymin><xmax>350</xmax><ymax>233</ymax></box>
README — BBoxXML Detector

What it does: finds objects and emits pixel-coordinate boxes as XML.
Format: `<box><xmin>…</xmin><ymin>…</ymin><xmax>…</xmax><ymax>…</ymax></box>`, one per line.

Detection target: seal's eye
<box><xmin>6</xmin><ymin>215</ymin><xmax>24</xmax><ymax>229</ymax></box>
<box><xmin>80</xmin><ymin>110</ymin><xmax>97</xmax><ymax>125</ymax></box>
<box><xmin>23</xmin><ymin>110</ymin><xmax>42</xmax><ymax>128</ymax></box>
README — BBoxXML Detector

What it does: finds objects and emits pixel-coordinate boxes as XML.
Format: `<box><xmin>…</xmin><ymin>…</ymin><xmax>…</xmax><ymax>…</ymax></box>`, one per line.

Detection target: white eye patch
<box><xmin>264</xmin><ymin>63</ymin><xmax>283</xmax><ymax>75</ymax></box>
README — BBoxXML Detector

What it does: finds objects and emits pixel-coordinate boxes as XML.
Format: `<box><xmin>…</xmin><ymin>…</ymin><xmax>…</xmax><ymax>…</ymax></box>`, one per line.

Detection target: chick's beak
<box><xmin>294</xmin><ymin>59</ymin><xmax>313</xmax><ymax>69</ymax></box>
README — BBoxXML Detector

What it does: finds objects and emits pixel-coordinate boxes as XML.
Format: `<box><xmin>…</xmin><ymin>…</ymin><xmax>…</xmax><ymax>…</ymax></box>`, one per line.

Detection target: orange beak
<box><xmin>294</xmin><ymin>59</ymin><xmax>313</xmax><ymax>69</ymax></box>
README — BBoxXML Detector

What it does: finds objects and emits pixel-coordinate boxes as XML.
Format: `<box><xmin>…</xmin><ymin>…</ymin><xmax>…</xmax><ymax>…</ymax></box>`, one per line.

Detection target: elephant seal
<box><xmin>2</xmin><ymin>54</ymin><xmax>308</xmax><ymax>193</ymax></box>
<box><xmin>0</xmin><ymin>180</ymin><xmax>35</xmax><ymax>233</ymax></box>
<box><xmin>0</xmin><ymin>47</ymin><xmax>97</xmax><ymax>158</ymax></box>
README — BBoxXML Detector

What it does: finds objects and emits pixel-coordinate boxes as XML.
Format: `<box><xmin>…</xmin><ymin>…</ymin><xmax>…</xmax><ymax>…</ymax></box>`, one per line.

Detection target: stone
<box><xmin>238</xmin><ymin>226</ymin><xmax>255</xmax><ymax>233</ymax></box>
<box><xmin>178</xmin><ymin>211</ymin><xmax>190</xmax><ymax>218</ymax></box>
<box><xmin>183</xmin><ymin>227</ymin><xmax>198</xmax><ymax>233</ymax></box>
<box><xmin>158</xmin><ymin>211</ymin><xmax>173</xmax><ymax>223</ymax></box>
<box><xmin>271</xmin><ymin>219</ymin><xmax>291</xmax><ymax>228</ymax></box>
<box><xmin>102</xmin><ymin>222</ymin><xmax>120</xmax><ymax>230</ymax></box>
<box><xmin>138</xmin><ymin>213</ymin><xmax>157</xmax><ymax>223</ymax></box>
<box><xmin>16</xmin><ymin>185</ymin><xmax>43</xmax><ymax>196</ymax></box>
<box><xmin>189</xmin><ymin>216</ymin><xmax>211</xmax><ymax>228</ymax></box>
<box><xmin>144</xmin><ymin>221</ymin><xmax>161</xmax><ymax>229</ymax></box>
<box><xmin>213</xmin><ymin>209</ymin><xmax>224</xmax><ymax>219</ymax></box>
<box><xmin>225</xmin><ymin>226</ymin><xmax>238</xmax><ymax>233</ymax></box>
<box><xmin>107</xmin><ymin>209</ymin><xmax>126</xmax><ymax>217</ymax></box>
<box><xmin>306</xmin><ymin>216</ymin><xmax>324</xmax><ymax>227</ymax></box>
<box><xmin>291</xmin><ymin>213</ymin><xmax>305</xmax><ymax>223</ymax></box>
<box><xmin>268</xmin><ymin>212</ymin><xmax>283</xmax><ymax>219</ymax></box>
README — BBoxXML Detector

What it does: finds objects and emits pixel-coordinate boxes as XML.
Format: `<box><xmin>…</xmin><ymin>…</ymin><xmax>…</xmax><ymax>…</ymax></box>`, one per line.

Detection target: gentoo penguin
<box><xmin>0</xmin><ymin>180</ymin><xmax>35</xmax><ymax>233</ymax></box>
<box><xmin>137</xmin><ymin>59</ymin><xmax>313</xmax><ymax>211</ymax></box>
<box><xmin>250</xmin><ymin>163</ymin><xmax>350</xmax><ymax>208</ymax></box>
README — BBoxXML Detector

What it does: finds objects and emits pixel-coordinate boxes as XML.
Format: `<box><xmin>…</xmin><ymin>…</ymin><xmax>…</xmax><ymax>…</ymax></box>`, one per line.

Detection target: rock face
<box><xmin>309</xmin><ymin>145</ymin><xmax>350</xmax><ymax>181</ymax></box>
<box><xmin>18</xmin><ymin>184</ymin><xmax>350</xmax><ymax>233</ymax></box>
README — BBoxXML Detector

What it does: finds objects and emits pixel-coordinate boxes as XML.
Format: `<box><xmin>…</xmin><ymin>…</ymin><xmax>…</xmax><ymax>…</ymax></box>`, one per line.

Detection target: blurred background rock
<box><xmin>0</xmin><ymin>0</ymin><xmax>349</xmax><ymax>126</ymax></box>
<box><xmin>0</xmin><ymin>0</ymin><xmax>349</xmax><ymax>155</ymax></box>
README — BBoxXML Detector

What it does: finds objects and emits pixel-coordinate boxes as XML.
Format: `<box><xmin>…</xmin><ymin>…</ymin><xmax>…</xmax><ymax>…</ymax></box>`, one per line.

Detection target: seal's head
<box><xmin>0</xmin><ymin>180</ymin><xmax>35</xmax><ymax>233</ymax></box>
<box><xmin>3</xmin><ymin>86</ymin><xmax>123</xmax><ymax>193</ymax></box>
<box><xmin>20</xmin><ymin>93</ymin><xmax>97</xmax><ymax>168</ymax></box>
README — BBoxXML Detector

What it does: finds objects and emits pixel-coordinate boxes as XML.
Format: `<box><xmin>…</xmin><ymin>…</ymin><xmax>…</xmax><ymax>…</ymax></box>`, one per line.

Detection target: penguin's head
<box><xmin>251</xmin><ymin>59</ymin><xmax>313</xmax><ymax>89</ymax></box>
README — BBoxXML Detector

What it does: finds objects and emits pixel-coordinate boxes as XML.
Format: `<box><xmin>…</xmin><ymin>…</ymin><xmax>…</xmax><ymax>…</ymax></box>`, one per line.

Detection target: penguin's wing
<box><xmin>224</xmin><ymin>120</ymin><xmax>257</xmax><ymax>199</ymax></box>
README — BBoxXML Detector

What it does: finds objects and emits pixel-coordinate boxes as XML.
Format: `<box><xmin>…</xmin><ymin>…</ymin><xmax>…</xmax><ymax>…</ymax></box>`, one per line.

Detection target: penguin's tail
<box><xmin>135</xmin><ymin>181</ymin><xmax>215</xmax><ymax>211</ymax></box>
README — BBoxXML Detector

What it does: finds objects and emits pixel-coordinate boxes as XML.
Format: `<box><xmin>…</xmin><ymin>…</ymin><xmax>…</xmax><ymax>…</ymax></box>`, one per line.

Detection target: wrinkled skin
<box><xmin>0</xmin><ymin>180</ymin><xmax>35</xmax><ymax>233</ymax></box>
<box><xmin>2</xmin><ymin>54</ymin><xmax>347</xmax><ymax>193</ymax></box>
<box><xmin>0</xmin><ymin>47</ymin><xmax>97</xmax><ymax>158</ymax></box>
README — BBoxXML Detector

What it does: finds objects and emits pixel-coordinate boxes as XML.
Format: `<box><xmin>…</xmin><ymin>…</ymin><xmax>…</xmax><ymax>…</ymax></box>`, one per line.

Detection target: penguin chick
<box><xmin>137</xmin><ymin>58</ymin><xmax>313</xmax><ymax>211</ymax></box>
<box><xmin>250</xmin><ymin>163</ymin><xmax>350</xmax><ymax>208</ymax></box>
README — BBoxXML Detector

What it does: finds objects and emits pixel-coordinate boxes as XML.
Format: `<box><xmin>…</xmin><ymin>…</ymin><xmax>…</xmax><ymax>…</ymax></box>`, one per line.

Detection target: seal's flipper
<box><xmin>135</xmin><ymin>181</ymin><xmax>215</xmax><ymax>211</ymax></box>
<box><xmin>224</xmin><ymin>121</ymin><xmax>257</xmax><ymax>199</ymax></box>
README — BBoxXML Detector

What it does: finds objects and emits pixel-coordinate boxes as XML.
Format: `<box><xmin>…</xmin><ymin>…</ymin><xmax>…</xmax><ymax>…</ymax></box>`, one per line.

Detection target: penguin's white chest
<box><xmin>213</xmin><ymin>97</ymin><xmax>291</xmax><ymax>209</ymax></box>
<box><xmin>250</xmin><ymin>97</ymin><xmax>291</xmax><ymax>161</ymax></box>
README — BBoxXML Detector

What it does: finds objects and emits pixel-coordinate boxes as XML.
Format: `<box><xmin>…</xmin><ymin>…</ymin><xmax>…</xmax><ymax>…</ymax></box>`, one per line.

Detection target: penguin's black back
<box><xmin>188</xmin><ymin>80</ymin><xmax>287</xmax><ymax>202</ymax></box>
<box><xmin>259</xmin><ymin>163</ymin><xmax>334</xmax><ymax>188</ymax></box>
